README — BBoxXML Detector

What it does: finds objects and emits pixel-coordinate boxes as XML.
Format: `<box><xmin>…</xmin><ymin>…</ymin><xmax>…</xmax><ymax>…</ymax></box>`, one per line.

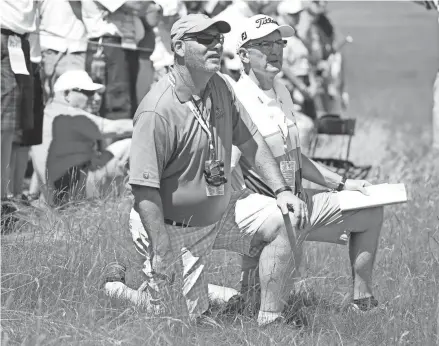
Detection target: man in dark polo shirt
<box><xmin>124</xmin><ymin>14</ymin><xmax>310</xmax><ymax>326</ymax></box>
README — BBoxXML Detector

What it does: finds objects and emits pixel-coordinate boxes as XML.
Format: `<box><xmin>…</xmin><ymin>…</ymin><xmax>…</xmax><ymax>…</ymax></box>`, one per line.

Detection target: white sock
<box><xmin>257</xmin><ymin>310</ymin><xmax>282</xmax><ymax>326</ymax></box>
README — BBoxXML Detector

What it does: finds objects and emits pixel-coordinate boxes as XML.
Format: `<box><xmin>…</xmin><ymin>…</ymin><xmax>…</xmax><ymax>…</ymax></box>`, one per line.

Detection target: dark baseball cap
<box><xmin>170</xmin><ymin>14</ymin><xmax>231</xmax><ymax>45</ymax></box>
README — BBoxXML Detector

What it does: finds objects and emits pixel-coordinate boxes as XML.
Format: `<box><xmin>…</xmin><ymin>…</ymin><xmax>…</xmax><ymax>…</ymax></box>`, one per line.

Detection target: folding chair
<box><xmin>310</xmin><ymin>114</ymin><xmax>372</xmax><ymax>179</ymax></box>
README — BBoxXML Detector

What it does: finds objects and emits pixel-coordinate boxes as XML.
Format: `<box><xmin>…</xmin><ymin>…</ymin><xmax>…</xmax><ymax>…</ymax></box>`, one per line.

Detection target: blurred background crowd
<box><xmin>0</xmin><ymin>0</ymin><xmax>361</xmax><ymax>226</ymax></box>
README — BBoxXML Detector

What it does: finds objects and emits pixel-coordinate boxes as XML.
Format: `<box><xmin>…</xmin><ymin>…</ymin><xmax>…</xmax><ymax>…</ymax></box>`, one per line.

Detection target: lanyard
<box><xmin>169</xmin><ymin>72</ymin><xmax>216</xmax><ymax>159</ymax></box>
<box><xmin>186</xmin><ymin>99</ymin><xmax>216</xmax><ymax>159</ymax></box>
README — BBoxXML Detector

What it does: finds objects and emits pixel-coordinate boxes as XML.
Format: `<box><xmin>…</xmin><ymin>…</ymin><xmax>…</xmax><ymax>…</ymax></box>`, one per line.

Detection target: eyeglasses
<box><xmin>246</xmin><ymin>39</ymin><xmax>288</xmax><ymax>51</ymax></box>
<box><xmin>181</xmin><ymin>33</ymin><xmax>224</xmax><ymax>46</ymax></box>
<box><xmin>72</xmin><ymin>88</ymin><xmax>97</xmax><ymax>97</ymax></box>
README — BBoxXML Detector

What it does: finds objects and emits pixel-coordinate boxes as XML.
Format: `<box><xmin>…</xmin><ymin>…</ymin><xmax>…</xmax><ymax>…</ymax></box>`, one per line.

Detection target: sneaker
<box><xmin>351</xmin><ymin>296</ymin><xmax>379</xmax><ymax>312</ymax></box>
<box><xmin>258</xmin><ymin>315</ymin><xmax>292</xmax><ymax>328</ymax></box>
<box><xmin>101</xmin><ymin>262</ymin><xmax>126</xmax><ymax>287</ymax></box>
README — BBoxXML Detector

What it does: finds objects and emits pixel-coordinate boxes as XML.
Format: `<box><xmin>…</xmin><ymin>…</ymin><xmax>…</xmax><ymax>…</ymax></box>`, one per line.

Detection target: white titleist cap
<box><xmin>236</xmin><ymin>14</ymin><xmax>295</xmax><ymax>51</ymax></box>
<box><xmin>54</xmin><ymin>70</ymin><xmax>104</xmax><ymax>93</ymax></box>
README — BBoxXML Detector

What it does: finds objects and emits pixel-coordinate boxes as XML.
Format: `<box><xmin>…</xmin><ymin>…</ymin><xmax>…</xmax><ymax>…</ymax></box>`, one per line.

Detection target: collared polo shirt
<box><xmin>39</xmin><ymin>0</ymin><xmax>87</xmax><ymax>53</ymax></box>
<box><xmin>129</xmin><ymin>69</ymin><xmax>258</xmax><ymax>227</ymax></box>
<box><xmin>229</xmin><ymin>74</ymin><xmax>304</xmax><ymax>197</ymax></box>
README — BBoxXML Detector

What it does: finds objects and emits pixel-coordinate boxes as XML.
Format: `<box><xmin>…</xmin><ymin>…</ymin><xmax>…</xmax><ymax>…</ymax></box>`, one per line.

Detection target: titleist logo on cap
<box><xmin>255</xmin><ymin>17</ymin><xmax>279</xmax><ymax>29</ymax></box>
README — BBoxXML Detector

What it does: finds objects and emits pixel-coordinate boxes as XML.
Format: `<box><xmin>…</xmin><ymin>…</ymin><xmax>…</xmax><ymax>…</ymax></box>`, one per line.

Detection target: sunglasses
<box><xmin>246</xmin><ymin>39</ymin><xmax>288</xmax><ymax>51</ymax></box>
<box><xmin>72</xmin><ymin>88</ymin><xmax>97</xmax><ymax>97</ymax></box>
<box><xmin>181</xmin><ymin>33</ymin><xmax>224</xmax><ymax>46</ymax></box>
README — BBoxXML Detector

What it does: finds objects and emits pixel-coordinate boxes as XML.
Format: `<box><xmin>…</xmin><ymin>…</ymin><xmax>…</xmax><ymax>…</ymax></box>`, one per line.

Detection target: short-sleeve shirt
<box><xmin>229</xmin><ymin>74</ymin><xmax>304</xmax><ymax>198</ymax></box>
<box><xmin>129</xmin><ymin>69</ymin><xmax>258</xmax><ymax>227</ymax></box>
<box><xmin>31</xmin><ymin>99</ymin><xmax>118</xmax><ymax>191</ymax></box>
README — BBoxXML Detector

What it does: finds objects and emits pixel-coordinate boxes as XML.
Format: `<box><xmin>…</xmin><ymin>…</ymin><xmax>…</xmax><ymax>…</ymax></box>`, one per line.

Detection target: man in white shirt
<box><xmin>81</xmin><ymin>1</ymin><xmax>149</xmax><ymax>122</ymax></box>
<box><xmin>229</xmin><ymin>15</ymin><xmax>385</xmax><ymax>318</ymax></box>
<box><xmin>39</xmin><ymin>0</ymin><xmax>88</xmax><ymax>100</ymax></box>
<box><xmin>30</xmin><ymin>70</ymin><xmax>133</xmax><ymax>206</ymax></box>
<box><xmin>0</xmin><ymin>0</ymin><xmax>38</xmax><ymax>229</ymax></box>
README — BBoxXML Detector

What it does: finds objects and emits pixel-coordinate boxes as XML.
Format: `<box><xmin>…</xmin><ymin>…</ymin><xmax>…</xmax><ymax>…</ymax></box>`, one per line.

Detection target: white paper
<box><xmin>338</xmin><ymin>183</ymin><xmax>408</xmax><ymax>211</ymax></box>
<box><xmin>8</xmin><ymin>36</ymin><xmax>29</xmax><ymax>75</ymax></box>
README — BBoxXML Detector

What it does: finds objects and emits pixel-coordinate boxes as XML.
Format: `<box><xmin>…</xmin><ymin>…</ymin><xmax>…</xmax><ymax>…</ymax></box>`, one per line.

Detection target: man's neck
<box><xmin>247</xmin><ymin>69</ymin><xmax>275</xmax><ymax>91</ymax></box>
<box><xmin>174</xmin><ymin>64</ymin><xmax>214</xmax><ymax>97</ymax></box>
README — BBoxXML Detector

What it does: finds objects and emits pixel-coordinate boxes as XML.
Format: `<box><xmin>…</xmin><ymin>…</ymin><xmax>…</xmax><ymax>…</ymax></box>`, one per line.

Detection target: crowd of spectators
<box><xmin>0</xmin><ymin>0</ymin><xmax>342</xmax><ymax>229</ymax></box>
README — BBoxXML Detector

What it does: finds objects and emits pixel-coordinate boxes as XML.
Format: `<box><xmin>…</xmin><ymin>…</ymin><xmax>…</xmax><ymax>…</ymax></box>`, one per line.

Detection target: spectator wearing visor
<box><xmin>30</xmin><ymin>70</ymin><xmax>133</xmax><ymax>206</ymax></box>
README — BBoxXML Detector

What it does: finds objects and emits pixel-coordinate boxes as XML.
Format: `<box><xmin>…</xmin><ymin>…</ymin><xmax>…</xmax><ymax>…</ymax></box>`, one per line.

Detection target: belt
<box><xmin>1</xmin><ymin>28</ymin><xmax>27</xmax><ymax>38</ymax></box>
<box><xmin>164</xmin><ymin>219</ymin><xmax>192</xmax><ymax>228</ymax></box>
<box><xmin>89</xmin><ymin>36</ymin><xmax>122</xmax><ymax>43</ymax></box>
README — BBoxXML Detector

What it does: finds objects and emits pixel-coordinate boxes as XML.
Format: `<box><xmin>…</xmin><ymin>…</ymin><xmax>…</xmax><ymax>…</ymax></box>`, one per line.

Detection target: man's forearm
<box><xmin>239</xmin><ymin>132</ymin><xmax>288</xmax><ymax>193</ymax></box>
<box><xmin>302</xmin><ymin>154</ymin><xmax>342</xmax><ymax>189</ymax></box>
<box><xmin>132</xmin><ymin>185</ymin><xmax>170</xmax><ymax>256</ymax></box>
<box><xmin>102</xmin><ymin>119</ymin><xmax>133</xmax><ymax>138</ymax></box>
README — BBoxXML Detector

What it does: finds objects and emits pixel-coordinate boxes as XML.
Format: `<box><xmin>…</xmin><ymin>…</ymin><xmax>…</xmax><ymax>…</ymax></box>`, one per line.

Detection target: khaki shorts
<box><xmin>129</xmin><ymin>188</ymin><xmax>279</xmax><ymax>316</ymax></box>
<box><xmin>301</xmin><ymin>188</ymin><xmax>383</xmax><ymax>244</ymax></box>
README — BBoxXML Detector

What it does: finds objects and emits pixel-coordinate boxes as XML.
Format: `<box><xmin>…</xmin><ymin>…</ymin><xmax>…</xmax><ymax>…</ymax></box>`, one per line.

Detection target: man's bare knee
<box><xmin>251</xmin><ymin>211</ymin><xmax>285</xmax><ymax>247</ymax></box>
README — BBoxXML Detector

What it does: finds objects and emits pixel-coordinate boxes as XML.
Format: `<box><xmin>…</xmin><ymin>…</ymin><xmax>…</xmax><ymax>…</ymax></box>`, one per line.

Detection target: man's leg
<box><xmin>1</xmin><ymin>131</ymin><xmax>14</xmax><ymax>198</ymax></box>
<box><xmin>214</xmin><ymin>189</ymin><xmax>295</xmax><ymax>325</ymax></box>
<box><xmin>301</xmin><ymin>189</ymin><xmax>384</xmax><ymax>303</ymax></box>
<box><xmin>432</xmin><ymin>71</ymin><xmax>439</xmax><ymax>150</ymax></box>
<box><xmin>9</xmin><ymin>144</ymin><xmax>30</xmax><ymax>197</ymax></box>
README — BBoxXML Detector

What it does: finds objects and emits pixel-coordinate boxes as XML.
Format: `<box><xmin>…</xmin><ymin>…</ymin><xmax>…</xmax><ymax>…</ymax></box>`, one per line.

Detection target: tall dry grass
<box><xmin>2</xmin><ymin>2</ymin><xmax>439</xmax><ymax>345</ymax></box>
<box><xmin>1</xmin><ymin>113</ymin><xmax>438</xmax><ymax>345</ymax></box>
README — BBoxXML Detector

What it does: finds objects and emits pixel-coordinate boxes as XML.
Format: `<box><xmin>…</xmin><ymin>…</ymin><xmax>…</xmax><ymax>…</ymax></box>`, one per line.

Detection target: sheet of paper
<box><xmin>8</xmin><ymin>36</ymin><xmax>29</xmax><ymax>75</ymax></box>
<box><xmin>338</xmin><ymin>183</ymin><xmax>408</xmax><ymax>211</ymax></box>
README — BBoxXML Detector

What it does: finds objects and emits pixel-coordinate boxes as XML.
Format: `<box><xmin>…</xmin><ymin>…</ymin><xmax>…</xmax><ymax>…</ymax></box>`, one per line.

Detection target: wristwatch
<box><xmin>336</xmin><ymin>176</ymin><xmax>347</xmax><ymax>191</ymax></box>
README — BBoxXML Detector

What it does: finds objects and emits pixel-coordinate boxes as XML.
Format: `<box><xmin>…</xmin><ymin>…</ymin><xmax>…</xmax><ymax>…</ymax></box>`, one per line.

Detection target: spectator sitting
<box><xmin>30</xmin><ymin>70</ymin><xmax>133</xmax><ymax>207</ymax></box>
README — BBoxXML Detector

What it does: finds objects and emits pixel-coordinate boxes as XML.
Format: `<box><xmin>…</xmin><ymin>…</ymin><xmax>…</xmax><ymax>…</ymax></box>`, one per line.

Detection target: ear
<box><xmin>63</xmin><ymin>90</ymin><xmax>70</xmax><ymax>101</ymax></box>
<box><xmin>173</xmin><ymin>40</ymin><xmax>185</xmax><ymax>58</ymax></box>
<box><xmin>237</xmin><ymin>48</ymin><xmax>250</xmax><ymax>64</ymax></box>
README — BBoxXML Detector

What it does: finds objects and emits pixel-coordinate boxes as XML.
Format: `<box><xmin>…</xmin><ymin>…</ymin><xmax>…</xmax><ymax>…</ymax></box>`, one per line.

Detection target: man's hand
<box><xmin>150</xmin><ymin>248</ymin><xmax>174</xmax><ymax>281</ymax></box>
<box><xmin>276</xmin><ymin>191</ymin><xmax>309</xmax><ymax>229</ymax></box>
<box><xmin>344</xmin><ymin>179</ymin><xmax>372</xmax><ymax>195</ymax></box>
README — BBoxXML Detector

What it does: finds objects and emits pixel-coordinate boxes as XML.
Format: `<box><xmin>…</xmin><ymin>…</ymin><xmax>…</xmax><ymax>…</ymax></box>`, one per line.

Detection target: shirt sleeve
<box><xmin>230</xmin><ymin>89</ymin><xmax>259</xmax><ymax>146</ymax></box>
<box><xmin>128</xmin><ymin>111</ymin><xmax>174</xmax><ymax>188</ymax></box>
<box><xmin>96</xmin><ymin>0</ymin><xmax>126</xmax><ymax>12</ymax></box>
<box><xmin>72</xmin><ymin>112</ymin><xmax>120</xmax><ymax>140</ymax></box>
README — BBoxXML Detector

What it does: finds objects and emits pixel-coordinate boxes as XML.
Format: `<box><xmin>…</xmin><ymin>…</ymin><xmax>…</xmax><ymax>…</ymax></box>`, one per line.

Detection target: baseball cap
<box><xmin>54</xmin><ymin>70</ymin><xmax>104</xmax><ymax>93</ymax></box>
<box><xmin>277</xmin><ymin>0</ymin><xmax>303</xmax><ymax>15</ymax></box>
<box><xmin>236</xmin><ymin>14</ymin><xmax>295</xmax><ymax>50</ymax></box>
<box><xmin>170</xmin><ymin>13</ymin><xmax>231</xmax><ymax>45</ymax></box>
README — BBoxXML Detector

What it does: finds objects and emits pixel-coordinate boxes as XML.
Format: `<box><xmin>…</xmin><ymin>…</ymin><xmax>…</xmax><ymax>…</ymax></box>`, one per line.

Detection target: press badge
<box><xmin>7</xmin><ymin>36</ymin><xmax>29</xmax><ymax>75</ymax></box>
<box><xmin>280</xmin><ymin>161</ymin><xmax>296</xmax><ymax>192</ymax></box>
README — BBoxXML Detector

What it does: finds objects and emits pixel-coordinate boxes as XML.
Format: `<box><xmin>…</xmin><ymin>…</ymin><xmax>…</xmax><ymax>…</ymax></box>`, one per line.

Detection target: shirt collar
<box><xmin>169</xmin><ymin>68</ymin><xmax>194</xmax><ymax>103</ymax></box>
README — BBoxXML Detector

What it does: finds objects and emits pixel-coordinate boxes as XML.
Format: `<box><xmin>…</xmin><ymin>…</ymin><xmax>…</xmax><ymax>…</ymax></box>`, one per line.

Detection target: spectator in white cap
<box><xmin>30</xmin><ymin>70</ymin><xmax>133</xmax><ymax>206</ymax></box>
<box><xmin>227</xmin><ymin>14</ymin><xmax>385</xmax><ymax>318</ymax></box>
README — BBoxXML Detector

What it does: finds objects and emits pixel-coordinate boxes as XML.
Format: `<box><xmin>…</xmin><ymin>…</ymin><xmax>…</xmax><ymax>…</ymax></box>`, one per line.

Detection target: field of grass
<box><xmin>2</xmin><ymin>2</ymin><xmax>439</xmax><ymax>345</ymax></box>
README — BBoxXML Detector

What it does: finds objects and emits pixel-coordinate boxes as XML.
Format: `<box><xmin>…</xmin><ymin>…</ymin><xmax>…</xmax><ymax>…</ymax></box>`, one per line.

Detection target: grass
<box><xmin>2</xmin><ymin>2</ymin><xmax>439</xmax><ymax>345</ymax></box>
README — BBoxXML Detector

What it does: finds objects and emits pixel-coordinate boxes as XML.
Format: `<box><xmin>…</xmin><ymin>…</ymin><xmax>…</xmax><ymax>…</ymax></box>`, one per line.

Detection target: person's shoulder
<box><xmin>210</xmin><ymin>72</ymin><xmax>236</xmax><ymax>99</ymax></box>
<box><xmin>134</xmin><ymin>75</ymin><xmax>174</xmax><ymax>124</ymax></box>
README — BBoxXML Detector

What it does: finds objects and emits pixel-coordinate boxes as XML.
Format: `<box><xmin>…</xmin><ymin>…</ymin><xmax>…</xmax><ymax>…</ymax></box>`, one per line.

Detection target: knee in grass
<box><xmin>254</xmin><ymin>212</ymin><xmax>285</xmax><ymax>244</ymax></box>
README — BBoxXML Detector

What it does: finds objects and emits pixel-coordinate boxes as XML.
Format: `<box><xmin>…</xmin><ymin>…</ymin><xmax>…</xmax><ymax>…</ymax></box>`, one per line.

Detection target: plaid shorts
<box><xmin>1</xmin><ymin>31</ymin><xmax>34</xmax><ymax>132</ymax></box>
<box><xmin>129</xmin><ymin>188</ymin><xmax>279</xmax><ymax>317</ymax></box>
